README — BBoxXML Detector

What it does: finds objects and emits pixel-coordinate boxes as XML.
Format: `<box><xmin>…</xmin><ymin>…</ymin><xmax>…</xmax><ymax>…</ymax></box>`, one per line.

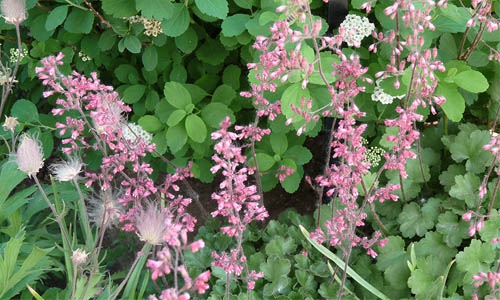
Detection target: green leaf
<box><xmin>300</xmin><ymin>226</ymin><xmax>391</xmax><ymax>300</ymax></box>
<box><xmin>283</xmin><ymin>145</ymin><xmax>312</xmax><ymax>165</ymax></box>
<box><xmin>398</xmin><ymin>201</ymin><xmax>438</xmax><ymax>238</ymax></box>
<box><xmin>376</xmin><ymin>236</ymin><xmax>410</xmax><ymax>290</ymax></box>
<box><xmin>64</xmin><ymin>9</ymin><xmax>94</xmax><ymax>34</ymax></box>
<box><xmin>439</xmin><ymin>164</ymin><xmax>465</xmax><ymax>192</ymax></box>
<box><xmin>166</xmin><ymin>125</ymin><xmax>187</xmax><ymax>153</ymax></box>
<box><xmin>11</xmin><ymin>99</ymin><xmax>39</xmax><ymax>123</ymax></box>
<box><xmin>408</xmin><ymin>256</ymin><xmax>449</xmax><ymax>298</ymax></box>
<box><xmin>45</xmin><ymin>5</ymin><xmax>68</xmax><ymax>31</ymax></box>
<box><xmin>270</xmin><ymin>133</ymin><xmax>288</xmax><ymax>155</ymax></box>
<box><xmin>29</xmin><ymin>15</ymin><xmax>54</xmax><ymax>41</ymax></box>
<box><xmin>185</xmin><ymin>115</ymin><xmax>207</xmax><ymax>143</ymax></box>
<box><xmin>479</xmin><ymin>211</ymin><xmax>500</xmax><ymax>248</ymax></box>
<box><xmin>255</xmin><ymin>153</ymin><xmax>275</xmax><ymax>172</ymax></box>
<box><xmin>414</xmin><ymin>231</ymin><xmax>457</xmax><ymax>265</ymax></box>
<box><xmin>164</xmin><ymin>82</ymin><xmax>192</xmax><ymax>109</ymax></box>
<box><xmin>436</xmin><ymin>211</ymin><xmax>470</xmax><ymax>248</ymax></box>
<box><xmin>281</xmin><ymin>83</ymin><xmax>310</xmax><ymax>120</ymax></box>
<box><xmin>184</xmin><ymin>84</ymin><xmax>209</xmax><ymax>104</ymax></box>
<box><xmin>138</xmin><ymin>115</ymin><xmax>162</xmax><ymax>132</ymax></box>
<box><xmin>194</xmin><ymin>0</ymin><xmax>228</xmax><ymax>19</ymax></box>
<box><xmin>436</xmin><ymin>82</ymin><xmax>465</xmax><ymax>122</ymax></box>
<box><xmin>123</xmin><ymin>84</ymin><xmax>146</xmax><ymax>104</ymax></box>
<box><xmin>453</xmin><ymin>70</ymin><xmax>489</xmax><ymax>93</ymax></box>
<box><xmin>167</xmin><ymin>110</ymin><xmax>186</xmax><ymax>127</ymax></box>
<box><xmin>124</xmin><ymin>35</ymin><xmax>142</xmax><ymax>54</ymax></box>
<box><xmin>136</xmin><ymin>0</ymin><xmax>173</xmax><ymax>19</ymax></box>
<box><xmin>260</xmin><ymin>255</ymin><xmax>291</xmax><ymax>282</ymax></box>
<box><xmin>175</xmin><ymin>27</ymin><xmax>198</xmax><ymax>54</ymax></box>
<box><xmin>200</xmin><ymin>103</ymin><xmax>235</xmax><ymax>128</ymax></box>
<box><xmin>102</xmin><ymin>0</ymin><xmax>137</xmax><ymax>17</ymax></box>
<box><xmin>446</xmin><ymin>129</ymin><xmax>493</xmax><ymax>173</ymax></box>
<box><xmin>222</xmin><ymin>65</ymin><xmax>242</xmax><ymax>90</ymax></box>
<box><xmin>433</xmin><ymin>4</ymin><xmax>470</xmax><ymax>33</ymax></box>
<box><xmin>234</xmin><ymin>0</ymin><xmax>256</xmax><ymax>9</ymax></box>
<box><xmin>212</xmin><ymin>84</ymin><xmax>236</xmax><ymax>105</ymax></box>
<box><xmin>456</xmin><ymin>240</ymin><xmax>495</xmax><ymax>283</ymax></box>
<box><xmin>221</xmin><ymin>14</ymin><xmax>250</xmax><ymax>37</ymax></box>
<box><xmin>265</xmin><ymin>236</ymin><xmax>297</xmax><ymax>257</ymax></box>
<box><xmin>280</xmin><ymin>159</ymin><xmax>302</xmax><ymax>193</ymax></box>
<box><xmin>142</xmin><ymin>46</ymin><xmax>158</xmax><ymax>71</ymax></box>
<box><xmin>196</xmin><ymin>38</ymin><xmax>229</xmax><ymax>66</ymax></box>
<box><xmin>449</xmin><ymin>173</ymin><xmax>480</xmax><ymax>208</ymax></box>
<box><xmin>161</xmin><ymin>4</ymin><xmax>190</xmax><ymax>37</ymax></box>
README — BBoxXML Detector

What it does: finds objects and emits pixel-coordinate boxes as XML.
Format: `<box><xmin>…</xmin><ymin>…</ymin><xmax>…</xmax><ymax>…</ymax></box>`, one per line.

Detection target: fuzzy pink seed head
<box><xmin>50</xmin><ymin>156</ymin><xmax>83</xmax><ymax>182</ymax></box>
<box><xmin>15</xmin><ymin>134</ymin><xmax>44</xmax><ymax>178</ymax></box>
<box><xmin>135</xmin><ymin>204</ymin><xmax>167</xmax><ymax>245</ymax></box>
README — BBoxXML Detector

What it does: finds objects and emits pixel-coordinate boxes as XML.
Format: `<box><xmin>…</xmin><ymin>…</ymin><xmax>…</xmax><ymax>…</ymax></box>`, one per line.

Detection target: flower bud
<box><xmin>1</xmin><ymin>0</ymin><xmax>27</xmax><ymax>25</ymax></box>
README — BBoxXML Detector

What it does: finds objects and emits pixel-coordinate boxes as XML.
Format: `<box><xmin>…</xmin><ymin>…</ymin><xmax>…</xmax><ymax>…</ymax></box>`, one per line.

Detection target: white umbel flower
<box><xmin>15</xmin><ymin>134</ymin><xmax>44</xmax><ymax>178</ymax></box>
<box><xmin>340</xmin><ymin>14</ymin><xmax>375</xmax><ymax>47</ymax></box>
<box><xmin>50</xmin><ymin>156</ymin><xmax>83</xmax><ymax>182</ymax></box>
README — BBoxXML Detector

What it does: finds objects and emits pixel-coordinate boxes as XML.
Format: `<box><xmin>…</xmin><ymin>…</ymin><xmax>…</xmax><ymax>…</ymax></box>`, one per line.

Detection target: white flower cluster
<box><xmin>127</xmin><ymin>16</ymin><xmax>163</xmax><ymax>37</ymax></box>
<box><xmin>122</xmin><ymin>122</ymin><xmax>152</xmax><ymax>145</ymax></box>
<box><xmin>340</xmin><ymin>14</ymin><xmax>375</xmax><ymax>47</ymax></box>
<box><xmin>9</xmin><ymin>47</ymin><xmax>28</xmax><ymax>63</ymax></box>
<box><xmin>371</xmin><ymin>78</ymin><xmax>406</xmax><ymax>105</ymax></box>
<box><xmin>78</xmin><ymin>51</ymin><xmax>92</xmax><ymax>62</ymax></box>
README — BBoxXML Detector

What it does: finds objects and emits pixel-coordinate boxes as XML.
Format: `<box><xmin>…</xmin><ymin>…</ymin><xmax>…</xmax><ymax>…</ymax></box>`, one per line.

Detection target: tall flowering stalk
<box><xmin>35</xmin><ymin>54</ymin><xmax>208</xmax><ymax>299</ymax></box>
<box><xmin>210</xmin><ymin>117</ymin><xmax>268</xmax><ymax>295</ymax></box>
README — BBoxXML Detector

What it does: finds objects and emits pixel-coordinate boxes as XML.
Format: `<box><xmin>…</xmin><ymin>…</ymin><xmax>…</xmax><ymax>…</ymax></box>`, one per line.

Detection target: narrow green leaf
<box><xmin>167</xmin><ymin>109</ymin><xmax>186</xmax><ymax>127</ymax></box>
<box><xmin>300</xmin><ymin>226</ymin><xmax>390</xmax><ymax>300</ymax></box>
<box><xmin>166</xmin><ymin>125</ymin><xmax>187</xmax><ymax>153</ymax></box>
<box><xmin>142</xmin><ymin>46</ymin><xmax>158</xmax><ymax>71</ymax></box>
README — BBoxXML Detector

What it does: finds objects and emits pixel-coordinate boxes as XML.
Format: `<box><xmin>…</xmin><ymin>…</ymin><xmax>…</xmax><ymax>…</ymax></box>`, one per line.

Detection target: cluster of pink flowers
<box><xmin>472</xmin><ymin>271</ymin><xmax>500</xmax><ymax>299</ymax></box>
<box><xmin>36</xmin><ymin>54</ymin><xmax>210</xmax><ymax>298</ymax></box>
<box><xmin>210</xmin><ymin>117</ymin><xmax>268</xmax><ymax>289</ymax></box>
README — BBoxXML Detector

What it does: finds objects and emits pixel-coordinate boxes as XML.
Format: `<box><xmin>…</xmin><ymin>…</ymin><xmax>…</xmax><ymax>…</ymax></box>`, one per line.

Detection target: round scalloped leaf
<box><xmin>436</xmin><ymin>82</ymin><xmax>465</xmax><ymax>122</ymax></box>
<box><xmin>256</xmin><ymin>153</ymin><xmax>275</xmax><ymax>172</ymax></box>
<box><xmin>194</xmin><ymin>0</ymin><xmax>228</xmax><ymax>20</ymax></box>
<box><xmin>453</xmin><ymin>70</ymin><xmax>489</xmax><ymax>93</ymax></box>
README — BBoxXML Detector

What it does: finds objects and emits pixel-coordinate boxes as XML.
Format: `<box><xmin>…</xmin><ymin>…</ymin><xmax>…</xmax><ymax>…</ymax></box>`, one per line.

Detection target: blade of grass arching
<box><xmin>27</xmin><ymin>284</ymin><xmax>45</xmax><ymax>300</ymax></box>
<box><xmin>137</xmin><ymin>270</ymin><xmax>151</xmax><ymax>300</ymax></box>
<box><xmin>299</xmin><ymin>225</ymin><xmax>390</xmax><ymax>300</ymax></box>
<box><xmin>438</xmin><ymin>259</ymin><xmax>455</xmax><ymax>300</ymax></box>
<box><xmin>327</xmin><ymin>261</ymin><xmax>361</xmax><ymax>300</ymax></box>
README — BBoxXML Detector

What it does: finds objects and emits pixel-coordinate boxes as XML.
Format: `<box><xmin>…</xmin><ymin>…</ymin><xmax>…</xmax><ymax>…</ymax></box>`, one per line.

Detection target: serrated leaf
<box><xmin>447</xmin><ymin>129</ymin><xmax>493</xmax><ymax>173</ymax></box>
<box><xmin>398</xmin><ymin>202</ymin><xmax>437</xmax><ymax>238</ymax></box>
<box><xmin>436</xmin><ymin>82</ymin><xmax>465</xmax><ymax>122</ymax></box>
<box><xmin>456</xmin><ymin>240</ymin><xmax>495</xmax><ymax>283</ymax></box>
<box><xmin>414</xmin><ymin>231</ymin><xmax>457</xmax><ymax>264</ymax></box>
<box><xmin>138</xmin><ymin>115</ymin><xmax>162</xmax><ymax>132</ymax></box>
<box><xmin>200</xmin><ymin>103</ymin><xmax>235</xmax><ymax>128</ymax></box>
<box><xmin>194</xmin><ymin>0</ymin><xmax>228</xmax><ymax>19</ymax></box>
<box><xmin>166</xmin><ymin>110</ymin><xmax>186</xmax><ymax>127</ymax></box>
<box><xmin>453</xmin><ymin>70</ymin><xmax>489</xmax><ymax>93</ymax></box>
<box><xmin>142</xmin><ymin>46</ymin><xmax>158</xmax><ymax>71</ymax></box>
<box><xmin>479</xmin><ymin>211</ymin><xmax>500</xmax><ymax>248</ymax></box>
<box><xmin>449</xmin><ymin>173</ymin><xmax>480</xmax><ymax>208</ymax></box>
<box><xmin>161</xmin><ymin>4</ymin><xmax>189</xmax><ymax>37</ymax></box>
<box><xmin>436</xmin><ymin>211</ymin><xmax>470</xmax><ymax>248</ymax></box>
<box><xmin>376</xmin><ymin>236</ymin><xmax>410</xmax><ymax>290</ymax></box>
<box><xmin>45</xmin><ymin>5</ymin><xmax>68</xmax><ymax>31</ymax></box>
<box><xmin>166</xmin><ymin>125</ymin><xmax>187</xmax><ymax>153</ymax></box>
<box><xmin>439</xmin><ymin>164</ymin><xmax>465</xmax><ymax>192</ymax></box>
<box><xmin>123</xmin><ymin>84</ymin><xmax>146</xmax><ymax>104</ymax></box>
<box><xmin>64</xmin><ymin>9</ymin><xmax>94</xmax><ymax>34</ymax></box>
<box><xmin>265</xmin><ymin>236</ymin><xmax>297</xmax><ymax>257</ymax></box>
<box><xmin>175</xmin><ymin>27</ymin><xmax>198</xmax><ymax>54</ymax></box>
<box><xmin>260</xmin><ymin>256</ymin><xmax>291</xmax><ymax>282</ymax></box>
<box><xmin>185</xmin><ymin>115</ymin><xmax>207</xmax><ymax>143</ymax></box>
<box><xmin>270</xmin><ymin>133</ymin><xmax>288</xmax><ymax>155</ymax></box>
<box><xmin>408</xmin><ymin>256</ymin><xmax>448</xmax><ymax>298</ymax></box>
<box><xmin>221</xmin><ymin>14</ymin><xmax>250</xmax><ymax>37</ymax></box>
<box><xmin>255</xmin><ymin>153</ymin><xmax>275</xmax><ymax>172</ymax></box>
<box><xmin>136</xmin><ymin>0</ymin><xmax>173</xmax><ymax>19</ymax></box>
<box><xmin>164</xmin><ymin>82</ymin><xmax>192</xmax><ymax>109</ymax></box>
